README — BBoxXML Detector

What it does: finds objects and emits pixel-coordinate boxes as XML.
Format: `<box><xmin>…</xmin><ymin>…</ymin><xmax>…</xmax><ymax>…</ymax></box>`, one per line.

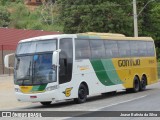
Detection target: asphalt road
<box><xmin>2</xmin><ymin>82</ymin><xmax>160</xmax><ymax>120</ymax></box>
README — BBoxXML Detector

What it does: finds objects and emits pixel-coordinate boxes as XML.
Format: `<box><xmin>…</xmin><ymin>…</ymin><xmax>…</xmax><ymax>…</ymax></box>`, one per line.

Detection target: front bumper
<box><xmin>15</xmin><ymin>90</ymin><xmax>58</xmax><ymax>102</ymax></box>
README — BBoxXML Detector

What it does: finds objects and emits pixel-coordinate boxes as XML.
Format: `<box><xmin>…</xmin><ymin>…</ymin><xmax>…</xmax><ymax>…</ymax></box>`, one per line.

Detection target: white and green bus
<box><xmin>4</xmin><ymin>32</ymin><xmax>158</xmax><ymax>105</ymax></box>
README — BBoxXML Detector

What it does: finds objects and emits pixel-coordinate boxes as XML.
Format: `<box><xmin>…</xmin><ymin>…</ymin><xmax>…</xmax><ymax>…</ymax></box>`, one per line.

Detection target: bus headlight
<box><xmin>15</xmin><ymin>88</ymin><xmax>21</xmax><ymax>92</ymax></box>
<box><xmin>45</xmin><ymin>85</ymin><xmax>58</xmax><ymax>91</ymax></box>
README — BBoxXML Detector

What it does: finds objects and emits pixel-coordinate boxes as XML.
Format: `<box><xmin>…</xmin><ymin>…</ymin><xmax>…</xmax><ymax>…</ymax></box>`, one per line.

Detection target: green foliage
<box><xmin>6</xmin><ymin>3</ymin><xmax>62</xmax><ymax>32</ymax></box>
<box><xmin>58</xmin><ymin>0</ymin><xmax>160</xmax><ymax>39</ymax></box>
<box><xmin>0</xmin><ymin>0</ymin><xmax>159</xmax><ymax>42</ymax></box>
<box><xmin>9</xmin><ymin>3</ymin><xmax>30</xmax><ymax>29</ymax></box>
<box><xmin>150</xmin><ymin>3</ymin><xmax>160</xmax><ymax>40</ymax></box>
<box><xmin>156</xmin><ymin>47</ymin><xmax>160</xmax><ymax>59</ymax></box>
<box><xmin>27</xmin><ymin>22</ymin><xmax>43</xmax><ymax>30</ymax></box>
<box><xmin>0</xmin><ymin>0</ymin><xmax>9</xmax><ymax>5</ymax></box>
<box><xmin>0</xmin><ymin>6</ymin><xmax>10</xmax><ymax>27</ymax></box>
<box><xmin>15</xmin><ymin>0</ymin><xmax>24</xmax><ymax>4</ymax></box>
<box><xmin>58</xmin><ymin>0</ymin><xmax>133</xmax><ymax>35</ymax></box>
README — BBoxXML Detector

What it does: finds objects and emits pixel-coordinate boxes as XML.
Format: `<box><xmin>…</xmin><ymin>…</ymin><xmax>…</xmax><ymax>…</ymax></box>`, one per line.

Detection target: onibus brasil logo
<box><xmin>1</xmin><ymin>112</ymin><xmax>42</xmax><ymax>117</ymax></box>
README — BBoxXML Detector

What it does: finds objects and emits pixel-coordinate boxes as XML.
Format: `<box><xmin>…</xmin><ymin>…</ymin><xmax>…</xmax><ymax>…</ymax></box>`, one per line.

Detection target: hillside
<box><xmin>0</xmin><ymin>0</ymin><xmax>62</xmax><ymax>32</ymax></box>
<box><xmin>0</xmin><ymin>0</ymin><xmax>160</xmax><ymax>39</ymax></box>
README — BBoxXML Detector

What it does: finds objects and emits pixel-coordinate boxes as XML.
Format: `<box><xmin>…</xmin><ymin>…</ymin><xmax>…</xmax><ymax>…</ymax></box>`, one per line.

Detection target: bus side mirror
<box><xmin>4</xmin><ymin>53</ymin><xmax>15</xmax><ymax>69</ymax></box>
<box><xmin>52</xmin><ymin>49</ymin><xmax>61</xmax><ymax>67</ymax></box>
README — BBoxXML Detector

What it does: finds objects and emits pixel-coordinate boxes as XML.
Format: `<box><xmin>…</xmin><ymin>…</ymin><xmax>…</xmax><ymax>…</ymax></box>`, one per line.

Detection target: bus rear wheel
<box><xmin>126</xmin><ymin>77</ymin><xmax>140</xmax><ymax>93</ymax></box>
<box><xmin>140</xmin><ymin>76</ymin><xmax>147</xmax><ymax>91</ymax></box>
<box><xmin>74</xmin><ymin>84</ymin><xmax>87</xmax><ymax>104</ymax></box>
<box><xmin>40</xmin><ymin>101</ymin><xmax>52</xmax><ymax>106</ymax></box>
<box><xmin>132</xmin><ymin>77</ymin><xmax>140</xmax><ymax>93</ymax></box>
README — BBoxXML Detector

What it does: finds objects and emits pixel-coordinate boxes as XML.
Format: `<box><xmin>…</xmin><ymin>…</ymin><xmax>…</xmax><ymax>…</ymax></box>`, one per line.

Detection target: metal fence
<box><xmin>0</xmin><ymin>45</ymin><xmax>16</xmax><ymax>75</ymax></box>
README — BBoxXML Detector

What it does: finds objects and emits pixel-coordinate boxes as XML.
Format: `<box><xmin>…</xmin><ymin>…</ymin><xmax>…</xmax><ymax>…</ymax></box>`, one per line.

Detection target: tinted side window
<box><xmin>90</xmin><ymin>39</ymin><xmax>105</xmax><ymax>59</ymax></box>
<box><xmin>59</xmin><ymin>39</ymin><xmax>73</xmax><ymax>84</ymax></box>
<box><xmin>147</xmin><ymin>41</ymin><xmax>155</xmax><ymax>56</ymax></box>
<box><xmin>130</xmin><ymin>41</ymin><xmax>138</xmax><ymax>57</ymax></box>
<box><xmin>60</xmin><ymin>39</ymin><xmax>73</xmax><ymax>58</ymax></box>
<box><xmin>137</xmin><ymin>41</ymin><xmax>147</xmax><ymax>56</ymax></box>
<box><xmin>118</xmin><ymin>41</ymin><xmax>130</xmax><ymax>57</ymax></box>
<box><xmin>104</xmin><ymin>40</ymin><xmax>119</xmax><ymax>58</ymax></box>
<box><xmin>75</xmin><ymin>39</ymin><xmax>91</xmax><ymax>59</ymax></box>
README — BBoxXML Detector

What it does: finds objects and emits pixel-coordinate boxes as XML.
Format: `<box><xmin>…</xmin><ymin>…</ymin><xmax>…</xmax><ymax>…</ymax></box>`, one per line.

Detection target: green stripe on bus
<box><xmin>90</xmin><ymin>59</ymin><xmax>122</xmax><ymax>86</ymax></box>
<box><xmin>38</xmin><ymin>84</ymin><xmax>47</xmax><ymax>91</ymax></box>
<box><xmin>31</xmin><ymin>86</ymin><xmax>39</xmax><ymax>91</ymax></box>
<box><xmin>101</xmin><ymin>59</ymin><xmax>122</xmax><ymax>85</ymax></box>
<box><xmin>90</xmin><ymin>59</ymin><xmax>114</xmax><ymax>86</ymax></box>
<box><xmin>31</xmin><ymin>84</ymin><xmax>47</xmax><ymax>92</ymax></box>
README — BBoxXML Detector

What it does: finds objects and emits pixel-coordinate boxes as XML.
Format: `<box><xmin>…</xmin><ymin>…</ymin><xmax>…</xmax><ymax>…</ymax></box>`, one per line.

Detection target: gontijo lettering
<box><xmin>118</xmin><ymin>59</ymin><xmax>140</xmax><ymax>67</ymax></box>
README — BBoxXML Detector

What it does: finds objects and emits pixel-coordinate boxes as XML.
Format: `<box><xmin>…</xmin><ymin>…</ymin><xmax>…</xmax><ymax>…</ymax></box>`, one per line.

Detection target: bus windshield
<box><xmin>14</xmin><ymin>39</ymin><xmax>57</xmax><ymax>85</ymax></box>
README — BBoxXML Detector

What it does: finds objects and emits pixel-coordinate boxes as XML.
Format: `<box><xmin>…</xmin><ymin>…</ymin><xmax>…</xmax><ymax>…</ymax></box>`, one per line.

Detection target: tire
<box><xmin>132</xmin><ymin>77</ymin><xmax>140</xmax><ymax>93</ymax></box>
<box><xmin>40</xmin><ymin>101</ymin><xmax>52</xmax><ymax>106</ymax></box>
<box><xmin>74</xmin><ymin>84</ymin><xmax>87</xmax><ymax>104</ymax></box>
<box><xmin>140</xmin><ymin>76</ymin><xmax>147</xmax><ymax>91</ymax></box>
<box><xmin>126</xmin><ymin>77</ymin><xmax>140</xmax><ymax>93</ymax></box>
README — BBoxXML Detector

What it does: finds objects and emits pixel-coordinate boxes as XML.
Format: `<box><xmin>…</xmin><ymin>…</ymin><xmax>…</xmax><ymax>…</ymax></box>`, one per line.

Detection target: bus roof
<box><xmin>78</xmin><ymin>32</ymin><xmax>153</xmax><ymax>41</ymax></box>
<box><xmin>80</xmin><ymin>32</ymin><xmax>126</xmax><ymax>37</ymax></box>
<box><xmin>19</xmin><ymin>34</ymin><xmax>77</xmax><ymax>43</ymax></box>
<box><xmin>19</xmin><ymin>32</ymin><xmax>153</xmax><ymax>43</ymax></box>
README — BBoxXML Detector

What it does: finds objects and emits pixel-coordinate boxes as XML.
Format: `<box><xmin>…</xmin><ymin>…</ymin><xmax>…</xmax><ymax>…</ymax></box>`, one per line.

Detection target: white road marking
<box><xmin>62</xmin><ymin>95</ymin><xmax>147</xmax><ymax>119</ymax></box>
<box><xmin>90</xmin><ymin>95</ymin><xmax>147</xmax><ymax>111</ymax></box>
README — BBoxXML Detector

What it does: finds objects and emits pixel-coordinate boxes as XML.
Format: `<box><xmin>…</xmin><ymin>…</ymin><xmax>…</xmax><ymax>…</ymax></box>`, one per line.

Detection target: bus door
<box><xmin>58</xmin><ymin>38</ymin><xmax>73</xmax><ymax>97</ymax></box>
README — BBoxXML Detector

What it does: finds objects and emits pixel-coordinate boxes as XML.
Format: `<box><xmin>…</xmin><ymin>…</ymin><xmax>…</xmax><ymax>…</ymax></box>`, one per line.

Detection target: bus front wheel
<box><xmin>74</xmin><ymin>84</ymin><xmax>87</xmax><ymax>104</ymax></box>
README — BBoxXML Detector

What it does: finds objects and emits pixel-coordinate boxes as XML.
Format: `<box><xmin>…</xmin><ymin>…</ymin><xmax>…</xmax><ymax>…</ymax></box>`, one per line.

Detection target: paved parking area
<box><xmin>0</xmin><ymin>75</ymin><xmax>31</xmax><ymax>110</ymax></box>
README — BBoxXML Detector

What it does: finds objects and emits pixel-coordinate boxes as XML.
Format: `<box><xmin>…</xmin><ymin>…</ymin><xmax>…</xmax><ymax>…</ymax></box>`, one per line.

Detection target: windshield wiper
<box><xmin>20</xmin><ymin>61</ymin><xmax>32</xmax><ymax>86</ymax></box>
<box><xmin>16</xmin><ymin>76</ymin><xmax>31</xmax><ymax>86</ymax></box>
<box><xmin>28</xmin><ymin>61</ymin><xmax>31</xmax><ymax>77</ymax></box>
<box><xmin>15</xmin><ymin>57</ymin><xmax>20</xmax><ymax>70</ymax></box>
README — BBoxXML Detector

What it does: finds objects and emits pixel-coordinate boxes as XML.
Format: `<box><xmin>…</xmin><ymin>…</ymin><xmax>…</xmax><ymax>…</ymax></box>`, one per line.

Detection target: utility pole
<box><xmin>133</xmin><ymin>0</ymin><xmax>155</xmax><ymax>37</ymax></box>
<box><xmin>133</xmin><ymin>0</ymin><xmax>138</xmax><ymax>37</ymax></box>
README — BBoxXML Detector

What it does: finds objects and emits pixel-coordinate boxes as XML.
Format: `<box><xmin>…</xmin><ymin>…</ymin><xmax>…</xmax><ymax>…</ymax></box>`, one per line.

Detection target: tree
<box><xmin>10</xmin><ymin>3</ymin><xmax>30</xmax><ymax>29</ymax></box>
<box><xmin>150</xmin><ymin>2</ymin><xmax>160</xmax><ymax>59</ymax></box>
<box><xmin>150</xmin><ymin>2</ymin><xmax>160</xmax><ymax>40</ymax></box>
<box><xmin>58</xmin><ymin>0</ymin><xmax>133</xmax><ymax>35</ymax></box>
<box><xmin>0</xmin><ymin>0</ymin><xmax>9</xmax><ymax>5</ymax></box>
<box><xmin>41</xmin><ymin>0</ymin><xmax>57</xmax><ymax>25</ymax></box>
<box><xmin>0</xmin><ymin>6</ymin><xmax>10</xmax><ymax>27</ymax></box>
